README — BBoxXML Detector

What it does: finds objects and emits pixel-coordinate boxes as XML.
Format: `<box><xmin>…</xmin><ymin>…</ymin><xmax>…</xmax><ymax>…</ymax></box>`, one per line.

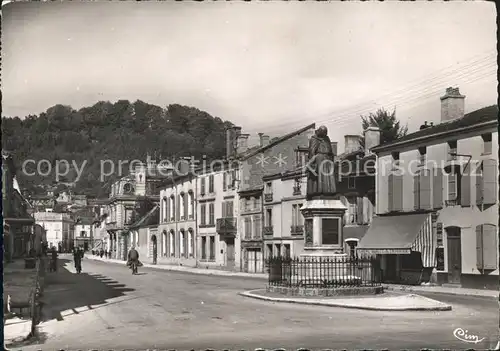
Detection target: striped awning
<box><xmin>357</xmin><ymin>213</ymin><xmax>435</xmax><ymax>267</ymax></box>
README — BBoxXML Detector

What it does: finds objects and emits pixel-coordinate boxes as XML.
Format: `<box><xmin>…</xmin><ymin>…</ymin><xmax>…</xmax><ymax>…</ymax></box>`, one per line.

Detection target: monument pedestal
<box><xmin>298</xmin><ymin>198</ymin><xmax>348</xmax><ymax>283</ymax></box>
<box><xmin>300</xmin><ymin>198</ymin><xmax>347</xmax><ymax>256</ymax></box>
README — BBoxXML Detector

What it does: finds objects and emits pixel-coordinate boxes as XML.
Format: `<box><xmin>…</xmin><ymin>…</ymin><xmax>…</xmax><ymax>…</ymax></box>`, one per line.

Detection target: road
<box><xmin>12</xmin><ymin>256</ymin><xmax>499</xmax><ymax>350</ymax></box>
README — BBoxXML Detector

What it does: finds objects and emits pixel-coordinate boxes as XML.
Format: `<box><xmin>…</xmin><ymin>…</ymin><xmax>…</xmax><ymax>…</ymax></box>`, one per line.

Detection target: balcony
<box><xmin>216</xmin><ymin>217</ymin><xmax>237</xmax><ymax>236</ymax></box>
<box><xmin>264</xmin><ymin>193</ymin><xmax>273</xmax><ymax>202</ymax></box>
<box><xmin>263</xmin><ymin>226</ymin><xmax>274</xmax><ymax>236</ymax></box>
<box><xmin>445</xmin><ymin>199</ymin><xmax>459</xmax><ymax>207</ymax></box>
<box><xmin>291</xmin><ymin>225</ymin><xmax>304</xmax><ymax>235</ymax></box>
<box><xmin>106</xmin><ymin>221</ymin><xmax>118</xmax><ymax>231</ymax></box>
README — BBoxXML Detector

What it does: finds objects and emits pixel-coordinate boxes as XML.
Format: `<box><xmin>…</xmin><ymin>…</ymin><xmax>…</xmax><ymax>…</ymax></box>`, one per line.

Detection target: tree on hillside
<box><xmin>360</xmin><ymin>107</ymin><xmax>408</xmax><ymax>147</ymax></box>
<box><xmin>2</xmin><ymin>100</ymin><xmax>233</xmax><ymax>197</ymax></box>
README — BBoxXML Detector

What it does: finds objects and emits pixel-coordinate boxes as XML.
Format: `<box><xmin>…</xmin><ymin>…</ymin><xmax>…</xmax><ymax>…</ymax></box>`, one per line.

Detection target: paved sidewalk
<box><xmin>383</xmin><ymin>283</ymin><xmax>498</xmax><ymax>298</ymax></box>
<box><xmin>241</xmin><ymin>289</ymin><xmax>452</xmax><ymax>311</ymax></box>
<box><xmin>3</xmin><ymin>258</ymin><xmax>47</xmax><ymax>346</ymax></box>
<box><xmin>4</xmin><ymin>317</ymin><xmax>32</xmax><ymax>345</ymax></box>
<box><xmin>85</xmin><ymin>255</ymin><xmax>268</xmax><ymax>280</ymax></box>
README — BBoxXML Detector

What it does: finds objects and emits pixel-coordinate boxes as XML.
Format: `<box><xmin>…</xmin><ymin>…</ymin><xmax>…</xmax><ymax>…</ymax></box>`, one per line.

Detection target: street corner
<box><xmin>239</xmin><ymin>289</ymin><xmax>453</xmax><ymax>312</ymax></box>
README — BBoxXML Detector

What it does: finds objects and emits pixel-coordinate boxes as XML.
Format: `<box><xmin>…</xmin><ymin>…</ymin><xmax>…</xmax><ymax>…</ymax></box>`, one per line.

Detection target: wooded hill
<box><xmin>2</xmin><ymin>100</ymin><xmax>233</xmax><ymax>198</ymax></box>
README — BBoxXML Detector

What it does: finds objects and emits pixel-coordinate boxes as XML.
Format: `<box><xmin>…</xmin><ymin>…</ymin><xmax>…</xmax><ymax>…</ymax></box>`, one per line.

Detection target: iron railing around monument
<box><xmin>267</xmin><ymin>256</ymin><xmax>381</xmax><ymax>288</ymax></box>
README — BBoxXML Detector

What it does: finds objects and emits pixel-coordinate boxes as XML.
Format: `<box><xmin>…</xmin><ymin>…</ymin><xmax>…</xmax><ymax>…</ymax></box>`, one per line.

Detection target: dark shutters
<box><xmin>420</xmin><ymin>170</ymin><xmax>432</xmax><ymax>210</ymax></box>
<box><xmin>461</xmin><ymin>166</ymin><xmax>471</xmax><ymax>206</ymax></box>
<box><xmin>482</xmin><ymin>159</ymin><xmax>498</xmax><ymax>205</ymax></box>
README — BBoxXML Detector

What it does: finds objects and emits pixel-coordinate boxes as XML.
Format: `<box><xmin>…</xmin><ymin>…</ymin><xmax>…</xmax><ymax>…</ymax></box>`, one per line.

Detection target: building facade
<box><xmin>231</xmin><ymin>124</ymin><xmax>315</xmax><ymax>271</ymax></box>
<box><xmin>105</xmin><ymin>156</ymin><xmax>163</xmax><ymax>260</ymax></box>
<box><xmin>262</xmin><ymin>168</ymin><xmax>306</xmax><ymax>261</ymax></box>
<box><xmin>2</xmin><ymin>151</ymin><xmax>36</xmax><ymax>261</ymax></box>
<box><xmin>336</xmin><ymin>129</ymin><xmax>379</xmax><ymax>256</ymax></box>
<box><xmin>34</xmin><ymin>212</ymin><xmax>74</xmax><ymax>252</ymax></box>
<box><xmin>359</xmin><ymin>87</ymin><xmax>498</xmax><ymax>289</ymax></box>
<box><xmin>128</xmin><ymin>205</ymin><xmax>160</xmax><ymax>262</ymax></box>
<box><xmin>197</xmin><ymin>167</ymin><xmax>239</xmax><ymax>269</ymax></box>
<box><xmin>158</xmin><ymin>170</ymin><xmax>197</xmax><ymax>266</ymax></box>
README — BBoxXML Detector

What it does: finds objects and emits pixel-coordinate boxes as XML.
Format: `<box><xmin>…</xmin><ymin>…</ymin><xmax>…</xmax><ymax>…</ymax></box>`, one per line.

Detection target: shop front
<box><xmin>357</xmin><ymin>212</ymin><xmax>435</xmax><ymax>285</ymax></box>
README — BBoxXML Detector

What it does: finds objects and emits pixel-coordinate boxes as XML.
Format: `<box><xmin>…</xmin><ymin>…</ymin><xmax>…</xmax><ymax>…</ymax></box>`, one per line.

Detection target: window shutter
<box><xmin>461</xmin><ymin>166</ymin><xmax>471</xmax><ymax>207</ymax></box>
<box><xmin>388</xmin><ymin>174</ymin><xmax>394</xmax><ymax>212</ymax></box>
<box><xmin>413</xmin><ymin>174</ymin><xmax>420</xmax><ymax>210</ymax></box>
<box><xmin>420</xmin><ymin>170</ymin><xmax>432</xmax><ymax>210</ymax></box>
<box><xmin>393</xmin><ymin>175</ymin><xmax>403</xmax><ymax>211</ymax></box>
<box><xmin>167</xmin><ymin>198</ymin><xmax>170</xmax><ymax>220</ymax></box>
<box><xmin>177</xmin><ymin>195</ymin><xmax>182</xmax><ymax>220</ymax></box>
<box><xmin>475</xmin><ymin>162</ymin><xmax>483</xmax><ymax>206</ymax></box>
<box><xmin>448</xmin><ymin>173</ymin><xmax>457</xmax><ymax>200</ymax></box>
<box><xmin>209</xmin><ymin>203</ymin><xmax>214</xmax><ymax>224</ymax></box>
<box><xmin>482</xmin><ymin>224</ymin><xmax>498</xmax><ymax>270</ymax></box>
<box><xmin>482</xmin><ymin>159</ymin><xmax>498</xmax><ymax>205</ymax></box>
<box><xmin>172</xmin><ymin>197</ymin><xmax>176</xmax><ymax>220</ymax></box>
<box><xmin>201</xmin><ymin>178</ymin><xmax>205</xmax><ymax>194</ymax></box>
<box><xmin>223</xmin><ymin>173</ymin><xmax>227</xmax><ymax>191</ymax></box>
<box><xmin>356</xmin><ymin>197</ymin><xmax>364</xmax><ymax>225</ymax></box>
<box><xmin>222</xmin><ymin>202</ymin><xmax>227</xmax><ymax>218</ymax></box>
<box><xmin>227</xmin><ymin>201</ymin><xmax>233</xmax><ymax>217</ymax></box>
<box><xmin>184</xmin><ymin>194</ymin><xmax>188</xmax><ymax>219</ymax></box>
<box><xmin>432</xmin><ymin>168</ymin><xmax>443</xmax><ymax>209</ymax></box>
<box><xmin>476</xmin><ymin>224</ymin><xmax>483</xmax><ymax>269</ymax></box>
<box><xmin>201</xmin><ymin>204</ymin><xmax>206</xmax><ymax>225</ymax></box>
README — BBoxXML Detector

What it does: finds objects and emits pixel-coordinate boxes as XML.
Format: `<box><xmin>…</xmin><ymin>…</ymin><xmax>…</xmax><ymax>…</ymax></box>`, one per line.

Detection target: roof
<box><xmin>372</xmin><ymin>105</ymin><xmax>498</xmax><ymax>152</ymax></box>
<box><xmin>358</xmin><ymin>213</ymin><xmax>428</xmax><ymax>251</ymax></box>
<box><xmin>239</xmin><ymin>123</ymin><xmax>315</xmax><ymax>161</ymax></box>
<box><xmin>129</xmin><ymin>205</ymin><xmax>159</xmax><ymax>228</ymax></box>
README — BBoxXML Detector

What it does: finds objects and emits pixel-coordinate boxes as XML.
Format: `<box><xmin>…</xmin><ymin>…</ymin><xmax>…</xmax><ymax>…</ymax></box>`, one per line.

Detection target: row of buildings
<box><xmin>98</xmin><ymin>87</ymin><xmax>498</xmax><ymax>290</ymax></box>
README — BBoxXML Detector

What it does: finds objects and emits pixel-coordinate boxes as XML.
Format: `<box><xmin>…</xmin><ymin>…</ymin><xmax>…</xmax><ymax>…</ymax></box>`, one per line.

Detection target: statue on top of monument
<box><xmin>306</xmin><ymin>125</ymin><xmax>337</xmax><ymax>200</ymax></box>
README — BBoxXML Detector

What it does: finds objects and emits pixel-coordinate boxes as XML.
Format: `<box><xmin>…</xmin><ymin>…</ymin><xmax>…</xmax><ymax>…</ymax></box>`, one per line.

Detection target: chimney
<box><xmin>330</xmin><ymin>142</ymin><xmax>338</xmax><ymax>156</ymax></box>
<box><xmin>363</xmin><ymin>127</ymin><xmax>381</xmax><ymax>156</ymax></box>
<box><xmin>226</xmin><ymin>128</ymin><xmax>235</xmax><ymax>159</ymax></box>
<box><xmin>258</xmin><ymin>133</ymin><xmax>270</xmax><ymax>147</ymax></box>
<box><xmin>344</xmin><ymin>135</ymin><xmax>362</xmax><ymax>154</ymax></box>
<box><xmin>236</xmin><ymin>134</ymin><xmax>250</xmax><ymax>154</ymax></box>
<box><xmin>226</xmin><ymin>126</ymin><xmax>242</xmax><ymax>159</ymax></box>
<box><xmin>440</xmin><ymin>87</ymin><xmax>465</xmax><ymax>122</ymax></box>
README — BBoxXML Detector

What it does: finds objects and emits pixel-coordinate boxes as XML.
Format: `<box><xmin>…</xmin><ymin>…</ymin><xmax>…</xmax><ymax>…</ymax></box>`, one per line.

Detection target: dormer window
<box><xmin>482</xmin><ymin>133</ymin><xmax>492</xmax><ymax>155</ymax></box>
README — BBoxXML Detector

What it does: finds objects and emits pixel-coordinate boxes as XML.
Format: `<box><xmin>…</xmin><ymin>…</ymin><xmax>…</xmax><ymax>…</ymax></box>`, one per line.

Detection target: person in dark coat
<box><xmin>128</xmin><ymin>246</ymin><xmax>139</xmax><ymax>266</ymax></box>
<box><xmin>50</xmin><ymin>247</ymin><xmax>58</xmax><ymax>272</ymax></box>
<box><xmin>73</xmin><ymin>248</ymin><xmax>82</xmax><ymax>272</ymax></box>
<box><xmin>100</xmin><ymin>249</ymin><xmax>104</xmax><ymax>258</ymax></box>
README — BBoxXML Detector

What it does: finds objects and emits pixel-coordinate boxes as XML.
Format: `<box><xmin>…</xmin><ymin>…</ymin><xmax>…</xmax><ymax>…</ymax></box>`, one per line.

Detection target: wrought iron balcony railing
<box><xmin>445</xmin><ymin>199</ymin><xmax>459</xmax><ymax>207</ymax></box>
<box><xmin>291</xmin><ymin>225</ymin><xmax>304</xmax><ymax>235</ymax></box>
<box><xmin>264</xmin><ymin>193</ymin><xmax>273</xmax><ymax>202</ymax></box>
<box><xmin>263</xmin><ymin>226</ymin><xmax>274</xmax><ymax>236</ymax></box>
<box><xmin>216</xmin><ymin>217</ymin><xmax>237</xmax><ymax>234</ymax></box>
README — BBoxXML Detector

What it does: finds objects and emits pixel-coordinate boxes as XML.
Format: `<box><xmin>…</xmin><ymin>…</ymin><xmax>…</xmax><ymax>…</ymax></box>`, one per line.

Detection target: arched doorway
<box><xmin>445</xmin><ymin>226</ymin><xmax>462</xmax><ymax>285</ymax></box>
<box><xmin>151</xmin><ymin>234</ymin><xmax>158</xmax><ymax>264</ymax></box>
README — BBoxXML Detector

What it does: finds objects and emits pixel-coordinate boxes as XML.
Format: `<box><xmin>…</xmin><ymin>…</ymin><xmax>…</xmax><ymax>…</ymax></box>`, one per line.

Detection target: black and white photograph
<box><xmin>2</xmin><ymin>1</ymin><xmax>498</xmax><ymax>350</ymax></box>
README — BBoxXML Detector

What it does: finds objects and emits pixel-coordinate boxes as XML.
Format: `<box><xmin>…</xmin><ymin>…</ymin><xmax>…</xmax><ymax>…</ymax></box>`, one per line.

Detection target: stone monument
<box><xmin>300</xmin><ymin>125</ymin><xmax>347</xmax><ymax>258</ymax></box>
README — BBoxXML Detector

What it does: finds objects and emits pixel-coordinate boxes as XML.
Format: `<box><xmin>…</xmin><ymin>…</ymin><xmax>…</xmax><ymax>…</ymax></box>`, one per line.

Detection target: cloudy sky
<box><xmin>2</xmin><ymin>1</ymin><xmax>497</xmax><ymax>151</ymax></box>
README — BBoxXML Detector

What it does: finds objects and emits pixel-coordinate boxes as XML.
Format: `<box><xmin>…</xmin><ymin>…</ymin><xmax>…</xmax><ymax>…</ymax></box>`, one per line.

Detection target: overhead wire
<box><xmin>242</xmin><ymin>55</ymin><xmax>496</xmax><ymax>138</ymax></box>
<box><xmin>242</xmin><ymin>50</ymin><xmax>496</xmax><ymax>134</ymax></box>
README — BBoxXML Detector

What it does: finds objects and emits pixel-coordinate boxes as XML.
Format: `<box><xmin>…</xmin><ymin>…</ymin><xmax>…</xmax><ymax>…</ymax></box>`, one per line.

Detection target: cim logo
<box><xmin>453</xmin><ymin>328</ymin><xmax>485</xmax><ymax>344</ymax></box>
